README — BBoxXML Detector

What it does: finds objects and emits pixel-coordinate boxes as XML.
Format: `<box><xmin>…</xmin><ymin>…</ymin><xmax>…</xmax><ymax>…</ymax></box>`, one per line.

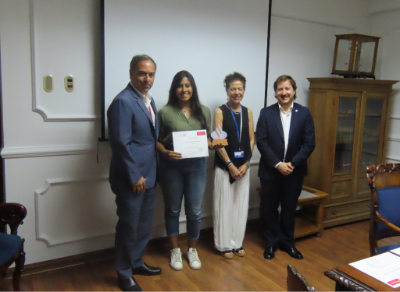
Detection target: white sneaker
<box><xmin>187</xmin><ymin>248</ymin><xmax>201</xmax><ymax>270</ymax></box>
<box><xmin>170</xmin><ymin>248</ymin><xmax>183</xmax><ymax>271</ymax></box>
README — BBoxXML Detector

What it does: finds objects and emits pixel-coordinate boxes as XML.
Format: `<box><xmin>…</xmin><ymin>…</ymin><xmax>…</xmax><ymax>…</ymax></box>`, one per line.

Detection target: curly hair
<box><xmin>223</xmin><ymin>72</ymin><xmax>246</xmax><ymax>91</ymax></box>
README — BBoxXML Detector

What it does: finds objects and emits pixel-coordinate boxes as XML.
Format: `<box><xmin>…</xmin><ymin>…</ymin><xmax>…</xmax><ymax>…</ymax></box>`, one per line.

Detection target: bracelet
<box><xmin>245</xmin><ymin>161</ymin><xmax>250</xmax><ymax>168</ymax></box>
<box><xmin>227</xmin><ymin>162</ymin><xmax>233</xmax><ymax>168</ymax></box>
<box><xmin>225</xmin><ymin>159</ymin><xmax>232</xmax><ymax>166</ymax></box>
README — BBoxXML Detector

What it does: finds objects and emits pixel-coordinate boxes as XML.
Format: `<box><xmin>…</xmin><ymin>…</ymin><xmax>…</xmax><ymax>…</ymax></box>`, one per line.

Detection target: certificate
<box><xmin>172</xmin><ymin>130</ymin><xmax>209</xmax><ymax>159</ymax></box>
<box><xmin>350</xmin><ymin>252</ymin><xmax>400</xmax><ymax>288</ymax></box>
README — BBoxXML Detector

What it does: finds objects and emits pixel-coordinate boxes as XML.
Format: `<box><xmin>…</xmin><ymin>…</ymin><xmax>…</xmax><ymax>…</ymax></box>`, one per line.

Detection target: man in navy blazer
<box><xmin>108</xmin><ymin>54</ymin><xmax>161</xmax><ymax>291</ymax></box>
<box><xmin>256</xmin><ymin>75</ymin><xmax>315</xmax><ymax>261</ymax></box>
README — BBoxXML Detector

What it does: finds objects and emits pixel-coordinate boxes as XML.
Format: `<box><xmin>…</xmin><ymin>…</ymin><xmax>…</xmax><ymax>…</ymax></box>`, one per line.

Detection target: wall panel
<box><xmin>0</xmin><ymin>0</ymin><xmax>374</xmax><ymax>265</ymax></box>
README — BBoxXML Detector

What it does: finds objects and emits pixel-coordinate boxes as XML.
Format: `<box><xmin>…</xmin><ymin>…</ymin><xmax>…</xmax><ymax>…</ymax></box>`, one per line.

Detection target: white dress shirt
<box><xmin>275</xmin><ymin>102</ymin><xmax>293</xmax><ymax>168</ymax></box>
<box><xmin>130</xmin><ymin>82</ymin><xmax>155</xmax><ymax>126</ymax></box>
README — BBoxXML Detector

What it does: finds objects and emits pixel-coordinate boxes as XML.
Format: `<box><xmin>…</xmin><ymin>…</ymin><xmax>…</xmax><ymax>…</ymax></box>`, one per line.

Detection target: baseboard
<box><xmin>5</xmin><ymin>219</ymin><xmax>261</xmax><ymax>279</ymax></box>
<box><xmin>4</xmin><ymin>248</ymin><xmax>115</xmax><ymax>279</ymax></box>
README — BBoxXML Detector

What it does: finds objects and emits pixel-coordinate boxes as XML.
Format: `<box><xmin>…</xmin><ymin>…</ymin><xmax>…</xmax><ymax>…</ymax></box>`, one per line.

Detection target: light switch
<box><xmin>43</xmin><ymin>74</ymin><xmax>53</xmax><ymax>92</ymax></box>
<box><xmin>64</xmin><ymin>75</ymin><xmax>74</xmax><ymax>92</ymax></box>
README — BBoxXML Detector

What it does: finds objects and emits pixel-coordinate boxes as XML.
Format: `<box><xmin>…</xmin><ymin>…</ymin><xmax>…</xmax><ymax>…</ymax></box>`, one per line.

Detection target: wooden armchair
<box><xmin>0</xmin><ymin>203</ymin><xmax>27</xmax><ymax>291</ymax></box>
<box><xmin>287</xmin><ymin>265</ymin><xmax>315</xmax><ymax>291</ymax></box>
<box><xmin>366</xmin><ymin>163</ymin><xmax>400</xmax><ymax>256</ymax></box>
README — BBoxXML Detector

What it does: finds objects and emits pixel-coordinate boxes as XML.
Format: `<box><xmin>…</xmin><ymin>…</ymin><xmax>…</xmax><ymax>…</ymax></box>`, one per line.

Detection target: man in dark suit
<box><xmin>256</xmin><ymin>75</ymin><xmax>315</xmax><ymax>260</ymax></box>
<box><xmin>107</xmin><ymin>54</ymin><xmax>161</xmax><ymax>291</ymax></box>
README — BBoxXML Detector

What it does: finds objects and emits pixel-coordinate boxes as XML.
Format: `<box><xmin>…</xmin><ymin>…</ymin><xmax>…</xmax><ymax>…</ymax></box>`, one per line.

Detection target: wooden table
<box><xmin>257</xmin><ymin>185</ymin><xmax>328</xmax><ymax>239</ymax></box>
<box><xmin>295</xmin><ymin>186</ymin><xmax>328</xmax><ymax>239</ymax></box>
<box><xmin>325</xmin><ymin>263</ymin><xmax>400</xmax><ymax>291</ymax></box>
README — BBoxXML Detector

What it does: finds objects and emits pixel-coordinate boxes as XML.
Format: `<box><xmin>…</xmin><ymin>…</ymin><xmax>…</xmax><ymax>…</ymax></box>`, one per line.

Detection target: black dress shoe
<box><xmin>132</xmin><ymin>263</ymin><xmax>162</xmax><ymax>276</ymax></box>
<box><xmin>118</xmin><ymin>276</ymin><xmax>142</xmax><ymax>291</ymax></box>
<box><xmin>263</xmin><ymin>246</ymin><xmax>277</xmax><ymax>260</ymax></box>
<box><xmin>280</xmin><ymin>245</ymin><xmax>303</xmax><ymax>259</ymax></box>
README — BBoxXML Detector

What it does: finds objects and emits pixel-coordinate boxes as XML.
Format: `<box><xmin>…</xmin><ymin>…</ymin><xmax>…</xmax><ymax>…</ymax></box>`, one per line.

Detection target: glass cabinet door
<box><xmin>334</xmin><ymin>97</ymin><xmax>357</xmax><ymax>174</ymax></box>
<box><xmin>360</xmin><ymin>98</ymin><xmax>383</xmax><ymax>170</ymax></box>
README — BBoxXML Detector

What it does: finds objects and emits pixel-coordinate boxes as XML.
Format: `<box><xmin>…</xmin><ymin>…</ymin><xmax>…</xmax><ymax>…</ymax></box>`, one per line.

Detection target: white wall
<box><xmin>369</xmin><ymin>2</ymin><xmax>400</xmax><ymax>163</ymax></box>
<box><xmin>267</xmin><ymin>0</ymin><xmax>371</xmax><ymax>107</ymax></box>
<box><xmin>104</xmin><ymin>0</ymin><xmax>270</xmax><ymax>138</ymax></box>
<box><xmin>368</xmin><ymin>0</ymin><xmax>400</xmax><ymax>14</ymax></box>
<box><xmin>0</xmin><ymin>0</ymin><xmax>114</xmax><ymax>264</ymax></box>
<box><xmin>0</xmin><ymin>0</ymin><xmax>375</xmax><ymax>265</ymax></box>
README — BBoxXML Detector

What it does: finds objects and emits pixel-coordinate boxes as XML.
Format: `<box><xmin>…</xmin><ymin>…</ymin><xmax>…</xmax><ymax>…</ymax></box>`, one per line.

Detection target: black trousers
<box><xmin>260</xmin><ymin>174</ymin><xmax>304</xmax><ymax>248</ymax></box>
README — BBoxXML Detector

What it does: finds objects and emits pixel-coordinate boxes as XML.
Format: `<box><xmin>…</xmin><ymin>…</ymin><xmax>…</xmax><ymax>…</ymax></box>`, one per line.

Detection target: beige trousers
<box><xmin>213</xmin><ymin>167</ymin><xmax>250</xmax><ymax>252</ymax></box>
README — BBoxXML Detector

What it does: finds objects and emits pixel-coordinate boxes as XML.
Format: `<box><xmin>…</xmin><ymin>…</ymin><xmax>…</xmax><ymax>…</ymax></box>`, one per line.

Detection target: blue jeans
<box><xmin>159</xmin><ymin>157</ymin><xmax>206</xmax><ymax>240</ymax></box>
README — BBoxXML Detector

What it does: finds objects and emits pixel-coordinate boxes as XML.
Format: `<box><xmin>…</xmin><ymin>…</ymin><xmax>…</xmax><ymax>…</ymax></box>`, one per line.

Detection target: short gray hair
<box><xmin>129</xmin><ymin>54</ymin><xmax>157</xmax><ymax>72</ymax></box>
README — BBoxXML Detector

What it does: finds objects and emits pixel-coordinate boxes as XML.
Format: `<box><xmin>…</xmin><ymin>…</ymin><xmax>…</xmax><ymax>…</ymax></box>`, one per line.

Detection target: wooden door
<box><xmin>355</xmin><ymin>92</ymin><xmax>388</xmax><ymax>199</ymax></box>
<box><xmin>330</xmin><ymin>91</ymin><xmax>362</xmax><ymax>204</ymax></box>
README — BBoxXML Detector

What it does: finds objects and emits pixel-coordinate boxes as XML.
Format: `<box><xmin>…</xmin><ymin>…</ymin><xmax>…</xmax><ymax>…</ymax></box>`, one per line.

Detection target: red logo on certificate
<box><xmin>388</xmin><ymin>279</ymin><xmax>400</xmax><ymax>286</ymax></box>
<box><xmin>197</xmin><ymin>131</ymin><xmax>206</xmax><ymax>136</ymax></box>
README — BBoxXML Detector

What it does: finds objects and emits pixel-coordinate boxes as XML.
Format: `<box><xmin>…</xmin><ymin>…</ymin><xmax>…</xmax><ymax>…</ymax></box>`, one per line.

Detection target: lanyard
<box><xmin>226</xmin><ymin>103</ymin><xmax>243</xmax><ymax>149</ymax></box>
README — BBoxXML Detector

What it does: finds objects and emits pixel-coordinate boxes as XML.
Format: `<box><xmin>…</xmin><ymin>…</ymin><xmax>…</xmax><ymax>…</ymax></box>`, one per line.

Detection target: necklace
<box><xmin>226</xmin><ymin>102</ymin><xmax>241</xmax><ymax>112</ymax></box>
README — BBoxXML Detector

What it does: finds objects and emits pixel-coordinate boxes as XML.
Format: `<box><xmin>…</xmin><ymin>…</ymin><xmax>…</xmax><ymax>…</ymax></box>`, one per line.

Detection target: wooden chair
<box><xmin>287</xmin><ymin>265</ymin><xmax>315</xmax><ymax>291</ymax></box>
<box><xmin>0</xmin><ymin>203</ymin><xmax>27</xmax><ymax>291</ymax></box>
<box><xmin>366</xmin><ymin>163</ymin><xmax>400</xmax><ymax>256</ymax></box>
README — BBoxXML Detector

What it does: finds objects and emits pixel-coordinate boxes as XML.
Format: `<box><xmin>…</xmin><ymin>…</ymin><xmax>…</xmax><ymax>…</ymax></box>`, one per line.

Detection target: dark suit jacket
<box><xmin>107</xmin><ymin>83</ymin><xmax>159</xmax><ymax>194</ymax></box>
<box><xmin>256</xmin><ymin>102</ymin><xmax>315</xmax><ymax>181</ymax></box>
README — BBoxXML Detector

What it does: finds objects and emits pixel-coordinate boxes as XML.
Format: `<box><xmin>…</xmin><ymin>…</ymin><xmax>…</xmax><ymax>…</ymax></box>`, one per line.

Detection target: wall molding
<box><xmin>390</xmin><ymin>115</ymin><xmax>400</xmax><ymax>121</ymax></box>
<box><xmin>150</xmin><ymin>205</ymin><xmax>260</xmax><ymax>240</ymax></box>
<box><xmin>1</xmin><ymin>144</ymin><xmax>254</xmax><ymax>160</ymax></box>
<box><xmin>387</xmin><ymin>156</ymin><xmax>400</xmax><ymax>162</ymax></box>
<box><xmin>1</xmin><ymin>144</ymin><xmax>96</xmax><ymax>159</ymax></box>
<box><xmin>388</xmin><ymin>136</ymin><xmax>400</xmax><ymax>143</ymax></box>
<box><xmin>369</xmin><ymin>7</ymin><xmax>400</xmax><ymax>16</ymax></box>
<box><xmin>29</xmin><ymin>0</ymin><xmax>98</xmax><ymax>122</ymax></box>
<box><xmin>272</xmin><ymin>13</ymin><xmax>353</xmax><ymax>30</ymax></box>
<box><xmin>34</xmin><ymin>176</ymin><xmax>112</xmax><ymax>247</ymax></box>
<box><xmin>33</xmin><ymin>173</ymin><xmax>260</xmax><ymax>247</ymax></box>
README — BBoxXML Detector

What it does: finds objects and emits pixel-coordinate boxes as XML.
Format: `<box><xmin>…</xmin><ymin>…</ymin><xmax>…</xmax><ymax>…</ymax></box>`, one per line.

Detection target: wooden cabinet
<box><xmin>304</xmin><ymin>78</ymin><xmax>398</xmax><ymax>227</ymax></box>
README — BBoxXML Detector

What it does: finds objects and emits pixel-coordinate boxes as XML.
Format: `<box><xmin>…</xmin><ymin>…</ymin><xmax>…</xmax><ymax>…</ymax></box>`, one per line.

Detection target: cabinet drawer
<box><xmin>324</xmin><ymin>200</ymin><xmax>370</xmax><ymax>219</ymax></box>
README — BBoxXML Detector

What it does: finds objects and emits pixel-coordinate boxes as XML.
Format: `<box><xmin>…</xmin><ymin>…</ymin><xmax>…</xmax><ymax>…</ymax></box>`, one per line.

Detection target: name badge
<box><xmin>234</xmin><ymin>150</ymin><xmax>244</xmax><ymax>159</ymax></box>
